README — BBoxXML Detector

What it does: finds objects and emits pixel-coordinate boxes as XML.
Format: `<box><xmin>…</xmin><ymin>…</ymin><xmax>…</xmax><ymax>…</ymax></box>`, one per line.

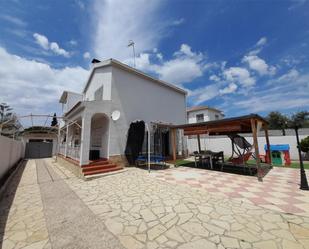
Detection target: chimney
<box><xmin>91</xmin><ymin>58</ymin><xmax>101</xmax><ymax>64</ymax></box>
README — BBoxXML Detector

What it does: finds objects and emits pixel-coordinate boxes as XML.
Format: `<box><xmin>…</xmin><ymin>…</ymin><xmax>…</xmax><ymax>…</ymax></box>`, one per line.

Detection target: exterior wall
<box><xmin>84</xmin><ymin>67</ymin><xmax>112</xmax><ymax>101</ymax></box>
<box><xmin>0</xmin><ymin>135</ymin><xmax>25</xmax><ymax>180</ymax></box>
<box><xmin>187</xmin><ymin>109</ymin><xmax>223</xmax><ymax>123</ymax></box>
<box><xmin>187</xmin><ymin>130</ymin><xmax>309</xmax><ymax>160</ymax></box>
<box><xmin>109</xmin><ymin>66</ymin><xmax>186</xmax><ymax>156</ymax></box>
<box><xmin>63</xmin><ymin>92</ymin><xmax>83</xmax><ymax>114</ymax></box>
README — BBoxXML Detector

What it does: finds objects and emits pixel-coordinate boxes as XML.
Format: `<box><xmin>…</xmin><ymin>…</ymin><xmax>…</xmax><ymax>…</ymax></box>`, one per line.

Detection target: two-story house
<box><xmin>58</xmin><ymin>58</ymin><xmax>187</xmax><ymax>177</ymax></box>
<box><xmin>187</xmin><ymin>106</ymin><xmax>224</xmax><ymax>124</ymax></box>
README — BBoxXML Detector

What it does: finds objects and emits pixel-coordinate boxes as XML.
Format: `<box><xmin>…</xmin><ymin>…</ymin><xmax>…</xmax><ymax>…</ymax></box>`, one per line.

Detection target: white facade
<box><xmin>187</xmin><ymin>107</ymin><xmax>224</xmax><ymax>124</ymax></box>
<box><xmin>59</xmin><ymin>59</ymin><xmax>187</xmax><ymax>165</ymax></box>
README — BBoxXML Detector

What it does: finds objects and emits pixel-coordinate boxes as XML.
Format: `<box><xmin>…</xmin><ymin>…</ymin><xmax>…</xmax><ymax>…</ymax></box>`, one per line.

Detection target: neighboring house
<box><xmin>59</xmin><ymin>58</ymin><xmax>186</xmax><ymax>176</ymax></box>
<box><xmin>187</xmin><ymin>106</ymin><xmax>224</xmax><ymax>124</ymax></box>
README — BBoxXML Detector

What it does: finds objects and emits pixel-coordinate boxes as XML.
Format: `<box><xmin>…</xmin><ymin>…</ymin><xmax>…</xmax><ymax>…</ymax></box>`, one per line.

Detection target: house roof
<box><xmin>82</xmin><ymin>59</ymin><xmax>187</xmax><ymax>95</ymax></box>
<box><xmin>59</xmin><ymin>90</ymin><xmax>82</xmax><ymax>104</ymax></box>
<box><xmin>187</xmin><ymin>106</ymin><xmax>224</xmax><ymax>114</ymax></box>
<box><xmin>170</xmin><ymin>114</ymin><xmax>268</xmax><ymax>136</ymax></box>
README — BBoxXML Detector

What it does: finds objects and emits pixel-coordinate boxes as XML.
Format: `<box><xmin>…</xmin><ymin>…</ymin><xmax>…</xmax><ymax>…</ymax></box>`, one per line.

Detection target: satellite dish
<box><xmin>111</xmin><ymin>110</ymin><xmax>121</xmax><ymax>121</ymax></box>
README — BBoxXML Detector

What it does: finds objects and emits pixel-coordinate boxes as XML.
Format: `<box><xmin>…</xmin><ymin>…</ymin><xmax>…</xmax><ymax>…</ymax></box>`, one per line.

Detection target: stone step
<box><xmin>82</xmin><ymin>164</ymin><xmax>117</xmax><ymax>172</ymax></box>
<box><xmin>83</xmin><ymin>166</ymin><xmax>123</xmax><ymax>176</ymax></box>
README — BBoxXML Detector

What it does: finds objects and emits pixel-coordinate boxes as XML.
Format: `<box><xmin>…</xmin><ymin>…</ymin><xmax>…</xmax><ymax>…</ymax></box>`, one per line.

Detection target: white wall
<box><xmin>63</xmin><ymin>92</ymin><xmax>83</xmax><ymax>113</ymax></box>
<box><xmin>109</xmin><ymin>66</ymin><xmax>186</xmax><ymax>156</ymax></box>
<box><xmin>84</xmin><ymin>67</ymin><xmax>112</xmax><ymax>101</ymax></box>
<box><xmin>187</xmin><ymin>109</ymin><xmax>223</xmax><ymax>123</ymax></box>
<box><xmin>0</xmin><ymin>135</ymin><xmax>25</xmax><ymax>180</ymax></box>
<box><xmin>187</xmin><ymin>134</ymin><xmax>308</xmax><ymax>160</ymax></box>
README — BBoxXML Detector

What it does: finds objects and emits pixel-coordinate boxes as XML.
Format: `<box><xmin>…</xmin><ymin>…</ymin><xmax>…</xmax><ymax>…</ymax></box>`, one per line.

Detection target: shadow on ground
<box><xmin>176</xmin><ymin>161</ymin><xmax>272</xmax><ymax>178</ymax></box>
<box><xmin>0</xmin><ymin>160</ymin><xmax>27</xmax><ymax>247</ymax></box>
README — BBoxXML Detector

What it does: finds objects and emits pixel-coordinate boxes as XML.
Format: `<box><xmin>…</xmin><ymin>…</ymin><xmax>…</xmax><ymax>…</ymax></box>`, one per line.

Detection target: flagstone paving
<box><xmin>150</xmin><ymin>166</ymin><xmax>309</xmax><ymax>217</ymax></box>
<box><xmin>1</xmin><ymin>158</ymin><xmax>309</xmax><ymax>249</ymax></box>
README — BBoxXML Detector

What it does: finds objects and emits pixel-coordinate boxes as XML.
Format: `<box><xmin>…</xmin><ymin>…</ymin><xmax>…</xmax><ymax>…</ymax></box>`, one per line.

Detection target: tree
<box><xmin>265</xmin><ymin>111</ymin><xmax>289</xmax><ymax>135</ymax></box>
<box><xmin>0</xmin><ymin>103</ymin><xmax>13</xmax><ymax>123</ymax></box>
<box><xmin>300</xmin><ymin>136</ymin><xmax>309</xmax><ymax>153</ymax></box>
<box><xmin>51</xmin><ymin>113</ymin><xmax>58</xmax><ymax>127</ymax></box>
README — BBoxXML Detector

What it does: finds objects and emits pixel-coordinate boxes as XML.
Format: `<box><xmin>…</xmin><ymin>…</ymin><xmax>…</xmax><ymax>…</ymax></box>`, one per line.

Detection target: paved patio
<box><xmin>151</xmin><ymin>166</ymin><xmax>309</xmax><ymax>217</ymax></box>
<box><xmin>1</xmin><ymin>159</ymin><xmax>309</xmax><ymax>249</ymax></box>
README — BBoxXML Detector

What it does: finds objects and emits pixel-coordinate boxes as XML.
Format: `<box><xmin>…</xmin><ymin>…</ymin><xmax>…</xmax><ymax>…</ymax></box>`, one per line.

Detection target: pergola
<box><xmin>169</xmin><ymin>114</ymin><xmax>271</xmax><ymax>181</ymax></box>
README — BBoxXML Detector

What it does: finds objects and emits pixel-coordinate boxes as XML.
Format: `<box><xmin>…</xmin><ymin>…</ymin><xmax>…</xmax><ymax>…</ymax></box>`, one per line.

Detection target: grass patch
<box><xmin>173</xmin><ymin>159</ymin><xmax>193</xmax><ymax>167</ymax></box>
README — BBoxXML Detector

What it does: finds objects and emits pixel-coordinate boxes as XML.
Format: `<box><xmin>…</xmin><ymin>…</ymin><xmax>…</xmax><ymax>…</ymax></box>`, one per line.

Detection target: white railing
<box><xmin>59</xmin><ymin>144</ymin><xmax>66</xmax><ymax>156</ymax></box>
<box><xmin>67</xmin><ymin>146</ymin><xmax>80</xmax><ymax>161</ymax></box>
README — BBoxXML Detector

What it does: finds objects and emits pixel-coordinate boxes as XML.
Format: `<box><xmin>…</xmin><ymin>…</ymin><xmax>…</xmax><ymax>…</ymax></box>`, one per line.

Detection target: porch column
<box><xmin>171</xmin><ymin>128</ymin><xmax>177</xmax><ymax>161</ymax></box>
<box><xmin>251</xmin><ymin>119</ymin><xmax>262</xmax><ymax>182</ymax></box>
<box><xmin>64</xmin><ymin>124</ymin><xmax>69</xmax><ymax>157</ymax></box>
<box><xmin>264</xmin><ymin>125</ymin><xmax>271</xmax><ymax>164</ymax></box>
<box><xmin>80</xmin><ymin>113</ymin><xmax>91</xmax><ymax>166</ymax></box>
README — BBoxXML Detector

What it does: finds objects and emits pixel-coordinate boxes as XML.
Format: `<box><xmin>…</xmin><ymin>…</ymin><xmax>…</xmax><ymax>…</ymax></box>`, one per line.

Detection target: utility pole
<box><xmin>128</xmin><ymin>40</ymin><xmax>136</xmax><ymax>68</ymax></box>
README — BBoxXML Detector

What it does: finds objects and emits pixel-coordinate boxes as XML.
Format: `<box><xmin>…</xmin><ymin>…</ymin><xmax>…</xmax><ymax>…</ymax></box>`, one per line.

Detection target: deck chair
<box><xmin>226</xmin><ymin>134</ymin><xmax>253</xmax><ymax>172</ymax></box>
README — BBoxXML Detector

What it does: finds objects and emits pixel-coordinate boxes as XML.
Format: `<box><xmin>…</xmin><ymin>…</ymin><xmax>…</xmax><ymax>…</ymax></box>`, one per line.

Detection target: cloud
<box><xmin>131</xmin><ymin>44</ymin><xmax>207</xmax><ymax>85</ymax></box>
<box><xmin>92</xmin><ymin>0</ymin><xmax>165</xmax><ymax>60</ymax></box>
<box><xmin>256</xmin><ymin>37</ymin><xmax>267</xmax><ymax>47</ymax></box>
<box><xmin>219</xmin><ymin>83</ymin><xmax>238</xmax><ymax>95</ymax></box>
<box><xmin>0</xmin><ymin>14</ymin><xmax>27</xmax><ymax>27</ymax></box>
<box><xmin>223</xmin><ymin>67</ymin><xmax>256</xmax><ymax>87</ymax></box>
<box><xmin>172</xmin><ymin>18</ymin><xmax>185</xmax><ymax>26</ymax></box>
<box><xmin>69</xmin><ymin>40</ymin><xmax>78</xmax><ymax>46</ymax></box>
<box><xmin>83</xmin><ymin>52</ymin><xmax>91</xmax><ymax>59</ymax></box>
<box><xmin>242</xmin><ymin>55</ymin><xmax>276</xmax><ymax>75</ymax></box>
<box><xmin>33</xmin><ymin>33</ymin><xmax>70</xmax><ymax>57</ymax></box>
<box><xmin>33</xmin><ymin>33</ymin><xmax>49</xmax><ymax>50</ymax></box>
<box><xmin>0</xmin><ymin>47</ymin><xmax>88</xmax><ymax>116</ymax></box>
<box><xmin>188</xmin><ymin>84</ymin><xmax>220</xmax><ymax>105</ymax></box>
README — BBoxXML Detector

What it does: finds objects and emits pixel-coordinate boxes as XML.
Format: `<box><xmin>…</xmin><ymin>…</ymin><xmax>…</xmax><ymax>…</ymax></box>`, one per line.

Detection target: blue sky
<box><xmin>0</xmin><ymin>0</ymin><xmax>308</xmax><ymax>123</ymax></box>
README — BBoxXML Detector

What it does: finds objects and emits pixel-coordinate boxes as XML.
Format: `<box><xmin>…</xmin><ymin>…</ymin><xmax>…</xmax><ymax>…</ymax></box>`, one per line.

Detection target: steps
<box><xmin>81</xmin><ymin>159</ymin><xmax>123</xmax><ymax>176</ymax></box>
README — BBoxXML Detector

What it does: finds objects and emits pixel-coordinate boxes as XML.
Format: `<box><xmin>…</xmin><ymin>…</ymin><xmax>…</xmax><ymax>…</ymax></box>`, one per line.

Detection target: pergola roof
<box><xmin>171</xmin><ymin>114</ymin><xmax>268</xmax><ymax>136</ymax></box>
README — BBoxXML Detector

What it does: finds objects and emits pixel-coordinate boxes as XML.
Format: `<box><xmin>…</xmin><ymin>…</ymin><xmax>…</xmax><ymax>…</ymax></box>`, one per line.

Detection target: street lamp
<box><xmin>294</xmin><ymin>125</ymin><xmax>309</xmax><ymax>190</ymax></box>
<box><xmin>127</xmin><ymin>40</ymin><xmax>136</xmax><ymax>68</ymax></box>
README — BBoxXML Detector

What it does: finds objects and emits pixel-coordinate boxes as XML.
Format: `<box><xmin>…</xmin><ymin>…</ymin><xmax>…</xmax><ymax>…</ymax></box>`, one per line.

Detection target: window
<box><xmin>94</xmin><ymin>86</ymin><xmax>103</xmax><ymax>100</ymax></box>
<box><xmin>196</xmin><ymin>114</ymin><xmax>204</xmax><ymax>123</ymax></box>
<box><xmin>215</xmin><ymin>114</ymin><xmax>220</xmax><ymax>120</ymax></box>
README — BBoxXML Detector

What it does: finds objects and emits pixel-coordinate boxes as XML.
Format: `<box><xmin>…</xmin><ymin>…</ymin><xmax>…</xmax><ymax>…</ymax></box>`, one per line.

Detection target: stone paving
<box><xmin>150</xmin><ymin>166</ymin><xmax>309</xmax><ymax>217</ymax></box>
<box><xmin>0</xmin><ymin>160</ymin><xmax>51</xmax><ymax>249</ymax></box>
<box><xmin>1</xmin><ymin>159</ymin><xmax>309</xmax><ymax>249</ymax></box>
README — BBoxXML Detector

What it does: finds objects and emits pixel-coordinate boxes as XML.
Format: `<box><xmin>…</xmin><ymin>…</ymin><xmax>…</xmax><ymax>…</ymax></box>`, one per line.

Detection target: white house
<box><xmin>187</xmin><ymin>106</ymin><xmax>224</xmax><ymax>124</ymax></box>
<box><xmin>58</xmin><ymin>59</ymin><xmax>186</xmax><ymax>177</ymax></box>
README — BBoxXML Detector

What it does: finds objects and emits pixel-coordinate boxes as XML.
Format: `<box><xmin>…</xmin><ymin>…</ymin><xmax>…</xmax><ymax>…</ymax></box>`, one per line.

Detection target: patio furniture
<box><xmin>135</xmin><ymin>154</ymin><xmax>166</xmax><ymax>167</ymax></box>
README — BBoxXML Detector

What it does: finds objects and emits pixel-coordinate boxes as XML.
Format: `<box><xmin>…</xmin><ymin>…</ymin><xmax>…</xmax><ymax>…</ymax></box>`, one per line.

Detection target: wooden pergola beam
<box><xmin>251</xmin><ymin>118</ymin><xmax>262</xmax><ymax>181</ymax></box>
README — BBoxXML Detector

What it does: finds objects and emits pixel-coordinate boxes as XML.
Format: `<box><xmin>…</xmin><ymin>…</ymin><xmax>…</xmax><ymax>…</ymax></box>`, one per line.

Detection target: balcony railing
<box><xmin>58</xmin><ymin>144</ymin><xmax>80</xmax><ymax>161</ymax></box>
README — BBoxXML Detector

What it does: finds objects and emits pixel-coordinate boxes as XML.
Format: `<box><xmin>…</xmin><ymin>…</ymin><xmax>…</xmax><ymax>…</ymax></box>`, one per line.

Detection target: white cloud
<box><xmin>172</xmin><ymin>18</ymin><xmax>185</xmax><ymax>26</ymax></box>
<box><xmin>223</xmin><ymin>67</ymin><xmax>256</xmax><ymax>87</ymax></box>
<box><xmin>69</xmin><ymin>40</ymin><xmax>78</xmax><ymax>46</ymax></box>
<box><xmin>188</xmin><ymin>84</ymin><xmax>220</xmax><ymax>105</ymax></box>
<box><xmin>242</xmin><ymin>55</ymin><xmax>276</xmax><ymax>75</ymax></box>
<box><xmin>92</xmin><ymin>0</ymin><xmax>164</xmax><ymax>60</ymax></box>
<box><xmin>0</xmin><ymin>14</ymin><xmax>27</xmax><ymax>27</ymax></box>
<box><xmin>209</xmin><ymin>75</ymin><xmax>220</xmax><ymax>82</ymax></box>
<box><xmin>219</xmin><ymin>83</ymin><xmax>238</xmax><ymax>95</ymax></box>
<box><xmin>33</xmin><ymin>33</ymin><xmax>70</xmax><ymax>57</ymax></box>
<box><xmin>83</xmin><ymin>52</ymin><xmax>91</xmax><ymax>59</ymax></box>
<box><xmin>50</xmin><ymin>42</ymin><xmax>70</xmax><ymax>57</ymax></box>
<box><xmin>256</xmin><ymin>37</ymin><xmax>267</xmax><ymax>47</ymax></box>
<box><xmin>131</xmin><ymin>44</ymin><xmax>207</xmax><ymax>85</ymax></box>
<box><xmin>33</xmin><ymin>33</ymin><xmax>49</xmax><ymax>50</ymax></box>
<box><xmin>0</xmin><ymin>47</ymin><xmax>88</xmax><ymax>115</ymax></box>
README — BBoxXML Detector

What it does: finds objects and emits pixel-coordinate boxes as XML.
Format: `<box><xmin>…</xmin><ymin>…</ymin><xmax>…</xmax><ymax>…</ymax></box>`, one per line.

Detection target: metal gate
<box><xmin>25</xmin><ymin>142</ymin><xmax>53</xmax><ymax>158</ymax></box>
